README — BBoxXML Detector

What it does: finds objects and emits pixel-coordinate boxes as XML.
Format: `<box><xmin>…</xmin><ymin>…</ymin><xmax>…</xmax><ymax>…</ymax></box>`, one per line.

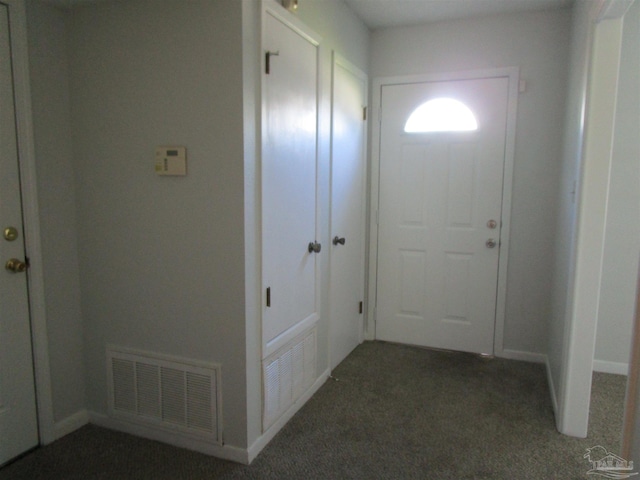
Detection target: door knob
<box><xmin>308</xmin><ymin>241</ymin><xmax>321</xmax><ymax>253</ymax></box>
<box><xmin>5</xmin><ymin>258</ymin><xmax>27</xmax><ymax>273</ymax></box>
<box><xmin>332</xmin><ymin>236</ymin><xmax>346</xmax><ymax>246</ymax></box>
<box><xmin>486</xmin><ymin>239</ymin><xmax>497</xmax><ymax>249</ymax></box>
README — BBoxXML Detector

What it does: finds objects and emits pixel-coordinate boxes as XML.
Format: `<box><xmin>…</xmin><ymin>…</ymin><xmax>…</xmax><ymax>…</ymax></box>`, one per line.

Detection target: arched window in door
<box><xmin>404</xmin><ymin>98</ymin><xmax>478</xmax><ymax>133</ymax></box>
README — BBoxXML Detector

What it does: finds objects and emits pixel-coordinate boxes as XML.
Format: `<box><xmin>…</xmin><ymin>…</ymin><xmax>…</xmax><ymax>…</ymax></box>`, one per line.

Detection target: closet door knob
<box><xmin>308</xmin><ymin>241</ymin><xmax>321</xmax><ymax>253</ymax></box>
<box><xmin>332</xmin><ymin>236</ymin><xmax>346</xmax><ymax>246</ymax></box>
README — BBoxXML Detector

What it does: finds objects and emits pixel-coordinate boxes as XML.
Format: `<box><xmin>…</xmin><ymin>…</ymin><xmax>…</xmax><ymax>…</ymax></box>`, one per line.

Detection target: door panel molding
<box><xmin>368</xmin><ymin>67</ymin><xmax>520</xmax><ymax>356</ymax></box>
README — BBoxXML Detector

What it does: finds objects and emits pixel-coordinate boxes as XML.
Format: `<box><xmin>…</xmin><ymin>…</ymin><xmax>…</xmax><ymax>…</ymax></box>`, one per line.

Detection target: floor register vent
<box><xmin>263</xmin><ymin>327</ymin><xmax>316</xmax><ymax>431</ymax></box>
<box><xmin>107</xmin><ymin>347</ymin><xmax>222</xmax><ymax>443</ymax></box>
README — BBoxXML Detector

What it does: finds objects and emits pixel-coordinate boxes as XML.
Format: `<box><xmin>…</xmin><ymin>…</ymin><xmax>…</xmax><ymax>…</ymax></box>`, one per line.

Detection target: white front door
<box><xmin>0</xmin><ymin>1</ymin><xmax>39</xmax><ymax>464</ymax></box>
<box><xmin>262</xmin><ymin>10</ymin><xmax>319</xmax><ymax>355</ymax></box>
<box><xmin>329</xmin><ymin>55</ymin><xmax>367</xmax><ymax>370</ymax></box>
<box><xmin>376</xmin><ymin>77</ymin><xmax>509</xmax><ymax>354</ymax></box>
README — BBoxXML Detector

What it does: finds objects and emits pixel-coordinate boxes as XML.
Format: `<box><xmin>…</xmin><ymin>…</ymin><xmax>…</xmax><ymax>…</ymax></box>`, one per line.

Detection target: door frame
<box><xmin>367</xmin><ymin>67</ymin><xmax>520</xmax><ymax>357</ymax></box>
<box><xmin>5</xmin><ymin>0</ymin><xmax>55</xmax><ymax>444</ymax></box>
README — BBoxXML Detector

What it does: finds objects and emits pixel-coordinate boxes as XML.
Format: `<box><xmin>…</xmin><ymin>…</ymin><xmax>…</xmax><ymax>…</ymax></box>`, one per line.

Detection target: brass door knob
<box><xmin>5</xmin><ymin>258</ymin><xmax>27</xmax><ymax>273</ymax></box>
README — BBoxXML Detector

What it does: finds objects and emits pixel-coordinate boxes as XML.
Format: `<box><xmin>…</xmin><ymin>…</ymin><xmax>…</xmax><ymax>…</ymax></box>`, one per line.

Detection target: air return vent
<box><xmin>263</xmin><ymin>327</ymin><xmax>316</xmax><ymax>431</ymax></box>
<box><xmin>107</xmin><ymin>347</ymin><xmax>221</xmax><ymax>443</ymax></box>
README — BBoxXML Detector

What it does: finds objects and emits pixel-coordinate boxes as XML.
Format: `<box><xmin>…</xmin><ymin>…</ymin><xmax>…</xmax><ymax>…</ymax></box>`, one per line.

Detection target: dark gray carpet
<box><xmin>0</xmin><ymin>341</ymin><xmax>627</xmax><ymax>479</ymax></box>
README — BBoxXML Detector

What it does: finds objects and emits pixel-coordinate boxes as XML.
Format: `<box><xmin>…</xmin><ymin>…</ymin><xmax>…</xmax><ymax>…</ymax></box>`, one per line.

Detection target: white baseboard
<box><xmin>247</xmin><ymin>367</ymin><xmax>330</xmax><ymax>464</ymax></box>
<box><xmin>497</xmin><ymin>348</ymin><xmax>546</xmax><ymax>364</ymax></box>
<box><xmin>88</xmin><ymin>411</ymin><xmax>249</xmax><ymax>464</ymax></box>
<box><xmin>53</xmin><ymin>409</ymin><xmax>89</xmax><ymax>441</ymax></box>
<box><xmin>86</xmin><ymin>368</ymin><xmax>330</xmax><ymax>466</ymax></box>
<box><xmin>593</xmin><ymin>359</ymin><xmax>629</xmax><ymax>375</ymax></box>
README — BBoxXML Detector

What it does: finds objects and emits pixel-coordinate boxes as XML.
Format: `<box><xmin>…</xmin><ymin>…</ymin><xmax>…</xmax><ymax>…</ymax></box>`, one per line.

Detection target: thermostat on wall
<box><xmin>155</xmin><ymin>146</ymin><xmax>187</xmax><ymax>176</ymax></box>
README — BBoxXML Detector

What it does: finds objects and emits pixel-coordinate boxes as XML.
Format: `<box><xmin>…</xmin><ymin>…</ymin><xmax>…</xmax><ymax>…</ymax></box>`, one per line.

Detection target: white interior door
<box><xmin>329</xmin><ymin>55</ymin><xmax>367</xmax><ymax>370</ymax></box>
<box><xmin>376</xmin><ymin>77</ymin><xmax>509</xmax><ymax>354</ymax></box>
<box><xmin>0</xmin><ymin>2</ymin><xmax>39</xmax><ymax>464</ymax></box>
<box><xmin>262</xmin><ymin>10</ymin><xmax>319</xmax><ymax>356</ymax></box>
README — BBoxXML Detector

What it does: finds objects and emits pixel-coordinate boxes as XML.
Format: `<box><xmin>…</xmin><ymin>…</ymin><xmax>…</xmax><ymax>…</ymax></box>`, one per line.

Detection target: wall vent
<box><xmin>107</xmin><ymin>347</ymin><xmax>222</xmax><ymax>443</ymax></box>
<box><xmin>263</xmin><ymin>327</ymin><xmax>316</xmax><ymax>431</ymax></box>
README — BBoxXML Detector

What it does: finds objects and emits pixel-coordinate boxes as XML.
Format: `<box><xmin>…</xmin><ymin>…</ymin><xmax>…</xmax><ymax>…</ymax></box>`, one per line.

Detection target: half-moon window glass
<box><xmin>404</xmin><ymin>98</ymin><xmax>478</xmax><ymax>133</ymax></box>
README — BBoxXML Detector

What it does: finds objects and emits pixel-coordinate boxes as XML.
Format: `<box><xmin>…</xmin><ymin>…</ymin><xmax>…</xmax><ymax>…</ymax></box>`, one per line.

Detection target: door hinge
<box><xmin>359</xmin><ymin>301</ymin><xmax>363</xmax><ymax>314</ymax></box>
<box><xmin>265</xmin><ymin>50</ymin><xmax>279</xmax><ymax>75</ymax></box>
<box><xmin>363</xmin><ymin>106</ymin><xmax>367</xmax><ymax>121</ymax></box>
<box><xmin>266</xmin><ymin>287</ymin><xmax>271</xmax><ymax>307</ymax></box>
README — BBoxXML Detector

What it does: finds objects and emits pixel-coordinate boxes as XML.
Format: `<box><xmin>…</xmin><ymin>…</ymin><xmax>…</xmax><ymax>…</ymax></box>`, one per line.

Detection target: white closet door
<box><xmin>329</xmin><ymin>55</ymin><xmax>367</xmax><ymax>370</ymax></box>
<box><xmin>262</xmin><ymin>10</ymin><xmax>320</xmax><ymax>356</ymax></box>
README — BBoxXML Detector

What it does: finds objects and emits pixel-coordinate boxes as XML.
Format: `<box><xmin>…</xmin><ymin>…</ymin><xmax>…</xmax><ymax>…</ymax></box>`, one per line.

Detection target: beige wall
<box><xmin>68</xmin><ymin>0</ymin><xmax>248</xmax><ymax>447</ymax></box>
<box><xmin>595</xmin><ymin>0</ymin><xmax>640</xmax><ymax>371</ymax></box>
<box><xmin>27</xmin><ymin>0</ymin><xmax>85</xmax><ymax>427</ymax></box>
<box><xmin>547</xmin><ymin>0</ymin><xmax>596</xmax><ymax>428</ymax></box>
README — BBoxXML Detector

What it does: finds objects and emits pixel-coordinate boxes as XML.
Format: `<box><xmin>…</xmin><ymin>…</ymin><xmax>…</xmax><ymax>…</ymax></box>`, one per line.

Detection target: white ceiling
<box><xmin>44</xmin><ymin>0</ymin><xmax>575</xmax><ymax>28</ymax></box>
<box><xmin>42</xmin><ymin>0</ymin><xmax>104</xmax><ymax>7</ymax></box>
<box><xmin>343</xmin><ymin>0</ymin><xmax>574</xmax><ymax>29</ymax></box>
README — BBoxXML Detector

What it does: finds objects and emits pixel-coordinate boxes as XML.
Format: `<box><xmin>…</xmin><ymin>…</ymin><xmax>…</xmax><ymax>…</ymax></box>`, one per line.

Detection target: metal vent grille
<box><xmin>263</xmin><ymin>328</ymin><xmax>316</xmax><ymax>431</ymax></box>
<box><xmin>107</xmin><ymin>347</ymin><xmax>221</xmax><ymax>442</ymax></box>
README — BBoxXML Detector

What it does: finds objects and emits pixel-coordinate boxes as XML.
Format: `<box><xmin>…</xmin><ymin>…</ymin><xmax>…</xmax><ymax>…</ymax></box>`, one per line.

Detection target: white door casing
<box><xmin>370</xmin><ymin>69</ymin><xmax>519</xmax><ymax>355</ymax></box>
<box><xmin>261</xmin><ymin>7</ymin><xmax>320</xmax><ymax>358</ymax></box>
<box><xmin>0</xmin><ymin>1</ymin><xmax>39</xmax><ymax>464</ymax></box>
<box><xmin>328</xmin><ymin>54</ymin><xmax>367</xmax><ymax>370</ymax></box>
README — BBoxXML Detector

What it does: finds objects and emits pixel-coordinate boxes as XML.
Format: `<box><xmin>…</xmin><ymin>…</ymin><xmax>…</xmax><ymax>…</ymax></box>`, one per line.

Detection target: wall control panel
<box><xmin>155</xmin><ymin>146</ymin><xmax>187</xmax><ymax>176</ymax></box>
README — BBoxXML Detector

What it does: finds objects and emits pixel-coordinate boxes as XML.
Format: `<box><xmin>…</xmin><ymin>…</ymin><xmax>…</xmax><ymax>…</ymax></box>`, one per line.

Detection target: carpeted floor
<box><xmin>0</xmin><ymin>341</ymin><xmax>627</xmax><ymax>479</ymax></box>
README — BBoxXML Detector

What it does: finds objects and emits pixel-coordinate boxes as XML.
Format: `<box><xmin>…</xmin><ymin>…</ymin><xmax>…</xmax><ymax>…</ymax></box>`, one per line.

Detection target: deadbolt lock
<box><xmin>3</xmin><ymin>227</ymin><xmax>18</xmax><ymax>242</ymax></box>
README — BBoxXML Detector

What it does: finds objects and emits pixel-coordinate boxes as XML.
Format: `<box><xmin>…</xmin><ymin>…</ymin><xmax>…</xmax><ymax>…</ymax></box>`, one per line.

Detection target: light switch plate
<box><xmin>155</xmin><ymin>146</ymin><xmax>187</xmax><ymax>176</ymax></box>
